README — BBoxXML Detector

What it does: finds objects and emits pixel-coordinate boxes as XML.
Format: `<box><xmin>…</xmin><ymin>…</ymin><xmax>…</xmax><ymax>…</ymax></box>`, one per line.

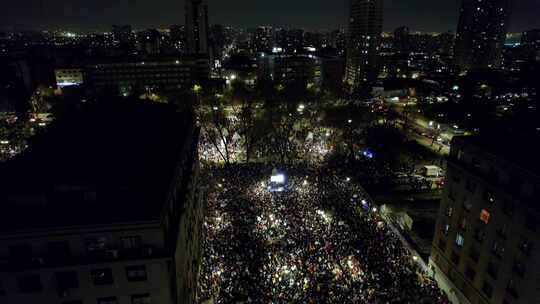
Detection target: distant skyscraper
<box><xmin>330</xmin><ymin>29</ymin><xmax>347</xmax><ymax>54</ymax></box>
<box><xmin>170</xmin><ymin>25</ymin><xmax>186</xmax><ymax>52</ymax></box>
<box><xmin>394</xmin><ymin>26</ymin><xmax>410</xmax><ymax>54</ymax></box>
<box><xmin>142</xmin><ymin>29</ymin><xmax>161</xmax><ymax>55</ymax></box>
<box><xmin>453</xmin><ymin>0</ymin><xmax>512</xmax><ymax>70</ymax></box>
<box><xmin>252</xmin><ymin>26</ymin><xmax>273</xmax><ymax>53</ymax></box>
<box><xmin>185</xmin><ymin>0</ymin><xmax>209</xmax><ymax>54</ymax></box>
<box><xmin>345</xmin><ymin>0</ymin><xmax>383</xmax><ymax>93</ymax></box>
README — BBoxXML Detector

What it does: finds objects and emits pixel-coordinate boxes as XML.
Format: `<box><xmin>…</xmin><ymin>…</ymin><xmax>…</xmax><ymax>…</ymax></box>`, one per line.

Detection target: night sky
<box><xmin>1</xmin><ymin>0</ymin><xmax>539</xmax><ymax>32</ymax></box>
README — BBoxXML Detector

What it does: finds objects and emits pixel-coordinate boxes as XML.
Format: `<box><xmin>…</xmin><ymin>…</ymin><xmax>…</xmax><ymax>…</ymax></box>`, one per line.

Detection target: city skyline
<box><xmin>1</xmin><ymin>0</ymin><xmax>539</xmax><ymax>32</ymax></box>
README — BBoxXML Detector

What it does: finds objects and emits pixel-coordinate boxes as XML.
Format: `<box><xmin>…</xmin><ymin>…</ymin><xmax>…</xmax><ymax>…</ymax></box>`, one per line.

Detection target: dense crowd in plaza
<box><xmin>198</xmin><ymin>164</ymin><xmax>449</xmax><ymax>304</ymax></box>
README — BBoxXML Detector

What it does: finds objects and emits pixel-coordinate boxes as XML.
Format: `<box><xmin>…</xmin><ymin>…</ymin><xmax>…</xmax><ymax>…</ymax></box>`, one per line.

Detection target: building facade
<box><xmin>55</xmin><ymin>68</ymin><xmax>84</xmax><ymax>87</ymax></box>
<box><xmin>0</xmin><ymin>102</ymin><xmax>205</xmax><ymax>304</ymax></box>
<box><xmin>185</xmin><ymin>0</ymin><xmax>209</xmax><ymax>55</ymax></box>
<box><xmin>258</xmin><ymin>54</ymin><xmax>321</xmax><ymax>88</ymax></box>
<box><xmin>252</xmin><ymin>26</ymin><xmax>274</xmax><ymax>54</ymax></box>
<box><xmin>453</xmin><ymin>0</ymin><xmax>513</xmax><ymax>71</ymax></box>
<box><xmin>83</xmin><ymin>55</ymin><xmax>210</xmax><ymax>95</ymax></box>
<box><xmin>394</xmin><ymin>26</ymin><xmax>411</xmax><ymax>54</ymax></box>
<box><xmin>345</xmin><ymin>0</ymin><xmax>383</xmax><ymax>93</ymax></box>
<box><xmin>430</xmin><ymin>136</ymin><xmax>540</xmax><ymax>304</ymax></box>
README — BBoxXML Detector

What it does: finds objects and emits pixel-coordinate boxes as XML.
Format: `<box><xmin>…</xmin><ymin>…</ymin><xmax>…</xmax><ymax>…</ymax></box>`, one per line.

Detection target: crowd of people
<box><xmin>198</xmin><ymin>164</ymin><xmax>449</xmax><ymax>304</ymax></box>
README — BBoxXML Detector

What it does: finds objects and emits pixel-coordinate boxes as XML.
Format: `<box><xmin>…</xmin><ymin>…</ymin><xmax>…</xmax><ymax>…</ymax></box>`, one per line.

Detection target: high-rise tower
<box><xmin>185</xmin><ymin>0</ymin><xmax>209</xmax><ymax>54</ymax></box>
<box><xmin>345</xmin><ymin>0</ymin><xmax>383</xmax><ymax>93</ymax></box>
<box><xmin>453</xmin><ymin>0</ymin><xmax>512</xmax><ymax>70</ymax></box>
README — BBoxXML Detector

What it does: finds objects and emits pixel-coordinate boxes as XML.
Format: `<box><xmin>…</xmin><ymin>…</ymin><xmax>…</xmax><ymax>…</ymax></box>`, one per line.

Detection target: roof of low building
<box><xmin>0</xmin><ymin>100</ymin><xmax>197</xmax><ymax>232</ymax></box>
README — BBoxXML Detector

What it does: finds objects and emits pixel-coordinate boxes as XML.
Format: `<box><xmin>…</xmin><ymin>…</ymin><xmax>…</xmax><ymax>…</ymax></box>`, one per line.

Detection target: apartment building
<box><xmin>430</xmin><ymin>135</ymin><xmax>540</xmax><ymax>304</ymax></box>
<box><xmin>0</xmin><ymin>101</ymin><xmax>204</xmax><ymax>304</ymax></box>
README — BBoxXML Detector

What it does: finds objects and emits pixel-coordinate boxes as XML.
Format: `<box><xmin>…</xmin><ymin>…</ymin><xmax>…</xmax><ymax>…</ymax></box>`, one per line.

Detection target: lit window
<box><xmin>484</xmin><ymin>190</ymin><xmax>496</xmax><ymax>204</ymax></box>
<box><xmin>443</xmin><ymin>224</ymin><xmax>450</xmax><ymax>235</ymax></box>
<box><xmin>446</xmin><ymin>206</ymin><xmax>453</xmax><ymax>217</ymax></box>
<box><xmin>456</xmin><ymin>233</ymin><xmax>465</xmax><ymax>247</ymax></box>
<box><xmin>480</xmin><ymin>209</ymin><xmax>491</xmax><ymax>224</ymax></box>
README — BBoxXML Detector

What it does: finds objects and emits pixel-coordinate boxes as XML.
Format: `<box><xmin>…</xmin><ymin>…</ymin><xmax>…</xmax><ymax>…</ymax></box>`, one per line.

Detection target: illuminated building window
<box><xmin>456</xmin><ymin>233</ymin><xmax>465</xmax><ymax>248</ymax></box>
<box><xmin>446</xmin><ymin>206</ymin><xmax>453</xmax><ymax>217</ymax></box>
<box><xmin>480</xmin><ymin>209</ymin><xmax>491</xmax><ymax>224</ymax></box>
<box><xmin>484</xmin><ymin>190</ymin><xmax>496</xmax><ymax>204</ymax></box>
<box><xmin>443</xmin><ymin>224</ymin><xmax>450</xmax><ymax>235</ymax></box>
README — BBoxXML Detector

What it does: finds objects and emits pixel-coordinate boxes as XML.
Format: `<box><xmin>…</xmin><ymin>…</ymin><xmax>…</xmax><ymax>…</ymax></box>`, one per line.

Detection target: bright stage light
<box><xmin>270</xmin><ymin>174</ymin><xmax>285</xmax><ymax>184</ymax></box>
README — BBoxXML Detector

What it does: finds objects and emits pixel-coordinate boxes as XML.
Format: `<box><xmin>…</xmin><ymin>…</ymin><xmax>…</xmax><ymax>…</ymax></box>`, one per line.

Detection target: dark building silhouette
<box><xmin>521</xmin><ymin>29</ymin><xmax>540</xmax><ymax>60</ymax></box>
<box><xmin>521</xmin><ymin>29</ymin><xmax>540</xmax><ymax>50</ymax></box>
<box><xmin>111</xmin><ymin>25</ymin><xmax>133</xmax><ymax>45</ymax></box>
<box><xmin>345</xmin><ymin>0</ymin><xmax>383</xmax><ymax>93</ymax></box>
<box><xmin>185</xmin><ymin>0</ymin><xmax>209</xmax><ymax>55</ymax></box>
<box><xmin>170</xmin><ymin>25</ymin><xmax>186</xmax><ymax>52</ymax></box>
<box><xmin>453</xmin><ymin>0</ymin><xmax>513</xmax><ymax>70</ymax></box>
<box><xmin>394</xmin><ymin>26</ymin><xmax>410</xmax><ymax>54</ymax></box>
<box><xmin>141</xmin><ymin>29</ymin><xmax>161</xmax><ymax>55</ymax></box>
<box><xmin>252</xmin><ymin>26</ymin><xmax>274</xmax><ymax>53</ymax></box>
<box><xmin>210</xmin><ymin>24</ymin><xmax>226</xmax><ymax>60</ymax></box>
<box><xmin>0</xmin><ymin>101</ymin><xmax>204</xmax><ymax>304</ymax></box>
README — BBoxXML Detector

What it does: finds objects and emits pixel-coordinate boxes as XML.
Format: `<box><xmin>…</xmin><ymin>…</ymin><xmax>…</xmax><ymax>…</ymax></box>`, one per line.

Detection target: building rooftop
<box><xmin>453</xmin><ymin>134</ymin><xmax>540</xmax><ymax>177</ymax></box>
<box><xmin>0</xmin><ymin>101</ymin><xmax>197</xmax><ymax>232</ymax></box>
